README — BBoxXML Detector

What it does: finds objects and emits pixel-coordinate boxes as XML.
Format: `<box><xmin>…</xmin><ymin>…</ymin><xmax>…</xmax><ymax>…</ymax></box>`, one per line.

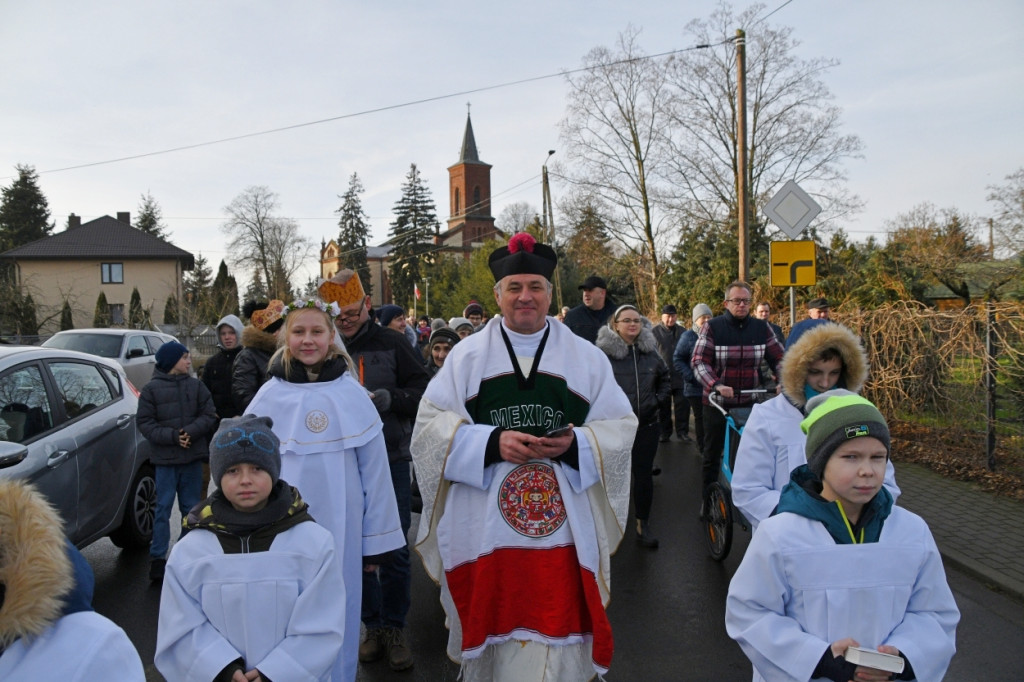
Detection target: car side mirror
<box><xmin>0</xmin><ymin>442</ymin><xmax>29</xmax><ymax>470</ymax></box>
<box><xmin>126</xmin><ymin>348</ymin><xmax>145</xmax><ymax>359</ymax></box>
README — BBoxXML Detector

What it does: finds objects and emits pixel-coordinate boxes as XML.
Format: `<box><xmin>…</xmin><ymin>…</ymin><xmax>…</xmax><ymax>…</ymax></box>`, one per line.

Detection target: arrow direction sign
<box><xmin>763</xmin><ymin>180</ymin><xmax>821</xmax><ymax>239</ymax></box>
<box><xmin>770</xmin><ymin>240</ymin><xmax>817</xmax><ymax>287</ymax></box>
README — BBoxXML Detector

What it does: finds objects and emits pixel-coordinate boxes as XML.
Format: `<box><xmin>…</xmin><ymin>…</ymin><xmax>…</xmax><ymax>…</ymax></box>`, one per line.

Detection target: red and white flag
<box><xmin>414</xmin><ymin>283</ymin><xmax>421</xmax><ymax>300</ymax></box>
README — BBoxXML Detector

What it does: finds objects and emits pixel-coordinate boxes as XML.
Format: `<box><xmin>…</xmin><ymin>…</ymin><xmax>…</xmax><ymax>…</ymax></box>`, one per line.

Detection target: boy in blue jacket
<box><xmin>137</xmin><ymin>341</ymin><xmax>218</xmax><ymax>581</ymax></box>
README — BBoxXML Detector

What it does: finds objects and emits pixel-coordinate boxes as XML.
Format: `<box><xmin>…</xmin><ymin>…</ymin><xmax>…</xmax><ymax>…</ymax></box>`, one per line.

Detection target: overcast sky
<box><xmin>3</xmin><ymin>1</ymin><xmax>1021</xmax><ymax>287</ymax></box>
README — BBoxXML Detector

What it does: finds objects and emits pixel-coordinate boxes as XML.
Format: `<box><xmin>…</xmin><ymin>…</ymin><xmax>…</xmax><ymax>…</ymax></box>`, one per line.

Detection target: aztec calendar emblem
<box><xmin>498</xmin><ymin>462</ymin><xmax>567</xmax><ymax>537</ymax></box>
<box><xmin>305</xmin><ymin>409</ymin><xmax>329</xmax><ymax>433</ymax></box>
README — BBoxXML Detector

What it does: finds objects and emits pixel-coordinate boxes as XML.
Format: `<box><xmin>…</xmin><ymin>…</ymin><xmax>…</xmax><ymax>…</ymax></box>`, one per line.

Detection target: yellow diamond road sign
<box><xmin>770</xmin><ymin>241</ymin><xmax>816</xmax><ymax>287</ymax></box>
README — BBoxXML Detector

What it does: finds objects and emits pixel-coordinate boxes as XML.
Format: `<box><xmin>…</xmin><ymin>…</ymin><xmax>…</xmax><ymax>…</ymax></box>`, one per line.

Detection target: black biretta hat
<box><xmin>488</xmin><ymin>233</ymin><xmax>558</xmax><ymax>282</ymax></box>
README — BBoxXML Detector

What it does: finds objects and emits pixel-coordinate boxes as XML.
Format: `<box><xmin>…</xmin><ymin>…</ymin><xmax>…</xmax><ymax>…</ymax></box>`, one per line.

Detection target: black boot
<box><xmin>635</xmin><ymin>519</ymin><xmax>660</xmax><ymax>549</ymax></box>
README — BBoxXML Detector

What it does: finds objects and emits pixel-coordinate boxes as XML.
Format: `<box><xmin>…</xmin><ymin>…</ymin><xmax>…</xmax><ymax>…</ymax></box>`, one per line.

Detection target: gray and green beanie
<box><xmin>800</xmin><ymin>389</ymin><xmax>890</xmax><ymax>480</ymax></box>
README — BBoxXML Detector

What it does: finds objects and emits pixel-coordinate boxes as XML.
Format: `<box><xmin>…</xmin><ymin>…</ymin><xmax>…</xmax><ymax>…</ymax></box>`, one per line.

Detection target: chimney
<box><xmin>67</xmin><ymin>213</ymin><xmax>81</xmax><ymax>230</ymax></box>
<box><xmin>117</xmin><ymin>211</ymin><xmax>131</xmax><ymax>224</ymax></box>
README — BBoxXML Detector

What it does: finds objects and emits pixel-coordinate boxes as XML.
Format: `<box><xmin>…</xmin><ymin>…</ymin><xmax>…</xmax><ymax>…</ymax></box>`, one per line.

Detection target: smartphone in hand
<box><xmin>544</xmin><ymin>425</ymin><xmax>573</xmax><ymax>438</ymax></box>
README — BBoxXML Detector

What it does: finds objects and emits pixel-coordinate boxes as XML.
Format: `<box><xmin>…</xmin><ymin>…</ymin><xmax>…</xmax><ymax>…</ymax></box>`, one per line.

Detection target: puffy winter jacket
<box><xmin>232</xmin><ymin>325</ymin><xmax>278</xmax><ymax>412</ymax></box>
<box><xmin>201</xmin><ymin>314</ymin><xmax>244</xmax><ymax>419</ymax></box>
<box><xmin>596</xmin><ymin>323</ymin><xmax>670</xmax><ymax>426</ymax></box>
<box><xmin>137</xmin><ymin>370</ymin><xmax>217</xmax><ymax>466</ymax></box>
<box><xmin>343</xmin><ymin>320</ymin><xmax>430</xmax><ymax>463</ymax></box>
<box><xmin>672</xmin><ymin>327</ymin><xmax>705</xmax><ymax>399</ymax></box>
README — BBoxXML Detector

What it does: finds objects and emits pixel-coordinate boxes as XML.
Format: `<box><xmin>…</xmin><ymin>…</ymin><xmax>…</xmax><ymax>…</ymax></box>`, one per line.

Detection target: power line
<box><xmin>13</xmin><ymin>40</ymin><xmax>728</xmax><ymax>179</ymax></box>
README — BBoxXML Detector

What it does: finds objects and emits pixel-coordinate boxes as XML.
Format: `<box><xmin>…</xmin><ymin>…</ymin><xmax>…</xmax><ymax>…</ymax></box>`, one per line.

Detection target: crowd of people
<box><xmin>0</xmin><ymin>233</ymin><xmax>961</xmax><ymax>681</ymax></box>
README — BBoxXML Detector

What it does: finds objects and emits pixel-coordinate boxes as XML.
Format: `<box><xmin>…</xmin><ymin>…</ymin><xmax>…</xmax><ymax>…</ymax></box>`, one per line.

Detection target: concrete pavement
<box><xmin>892</xmin><ymin>460</ymin><xmax>1024</xmax><ymax>602</ymax></box>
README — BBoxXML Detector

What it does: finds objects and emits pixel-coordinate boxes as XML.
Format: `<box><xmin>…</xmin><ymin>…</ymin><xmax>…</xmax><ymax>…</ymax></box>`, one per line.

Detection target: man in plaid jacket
<box><xmin>691</xmin><ymin>281</ymin><xmax>785</xmax><ymax>496</ymax></box>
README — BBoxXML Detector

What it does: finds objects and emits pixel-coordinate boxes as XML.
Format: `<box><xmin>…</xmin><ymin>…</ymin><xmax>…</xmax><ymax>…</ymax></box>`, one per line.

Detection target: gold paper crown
<box><xmin>250</xmin><ymin>300</ymin><xmax>285</xmax><ymax>331</ymax></box>
<box><xmin>318</xmin><ymin>275</ymin><xmax>366</xmax><ymax>307</ymax></box>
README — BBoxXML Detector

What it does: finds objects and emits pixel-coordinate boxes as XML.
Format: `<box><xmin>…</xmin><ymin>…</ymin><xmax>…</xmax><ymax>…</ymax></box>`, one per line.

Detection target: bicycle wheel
<box><xmin>703</xmin><ymin>482</ymin><xmax>733</xmax><ymax>561</ymax></box>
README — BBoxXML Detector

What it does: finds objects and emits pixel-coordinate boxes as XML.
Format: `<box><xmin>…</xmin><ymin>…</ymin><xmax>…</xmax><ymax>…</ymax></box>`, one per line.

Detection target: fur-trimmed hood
<box><xmin>595</xmin><ymin>319</ymin><xmax>659</xmax><ymax>360</ymax></box>
<box><xmin>779</xmin><ymin>322</ymin><xmax>868</xmax><ymax>409</ymax></box>
<box><xmin>241</xmin><ymin>324</ymin><xmax>280</xmax><ymax>355</ymax></box>
<box><xmin>0</xmin><ymin>479</ymin><xmax>73</xmax><ymax>648</ymax></box>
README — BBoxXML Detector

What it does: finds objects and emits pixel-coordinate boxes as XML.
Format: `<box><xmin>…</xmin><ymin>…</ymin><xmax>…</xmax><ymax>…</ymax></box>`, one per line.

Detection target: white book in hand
<box><xmin>843</xmin><ymin>646</ymin><xmax>905</xmax><ymax>674</ymax></box>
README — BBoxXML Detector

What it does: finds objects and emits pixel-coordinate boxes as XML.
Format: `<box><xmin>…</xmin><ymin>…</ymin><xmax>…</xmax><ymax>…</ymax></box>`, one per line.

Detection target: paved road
<box><xmin>84</xmin><ymin>438</ymin><xmax>1024</xmax><ymax>680</ymax></box>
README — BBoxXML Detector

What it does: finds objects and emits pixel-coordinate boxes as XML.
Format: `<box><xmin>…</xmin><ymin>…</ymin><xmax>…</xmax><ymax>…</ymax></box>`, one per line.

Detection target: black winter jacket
<box><xmin>137</xmin><ymin>370</ymin><xmax>218</xmax><ymax>465</ymax></box>
<box><xmin>343</xmin><ymin>321</ymin><xmax>430</xmax><ymax>463</ymax></box>
<box><xmin>596</xmin><ymin>324</ymin><xmax>671</xmax><ymax>426</ymax></box>
<box><xmin>652</xmin><ymin>322</ymin><xmax>685</xmax><ymax>389</ymax></box>
<box><xmin>202</xmin><ymin>346</ymin><xmax>242</xmax><ymax>419</ymax></box>
<box><xmin>564</xmin><ymin>300</ymin><xmax>616</xmax><ymax>344</ymax></box>
<box><xmin>232</xmin><ymin>325</ymin><xmax>278</xmax><ymax>412</ymax></box>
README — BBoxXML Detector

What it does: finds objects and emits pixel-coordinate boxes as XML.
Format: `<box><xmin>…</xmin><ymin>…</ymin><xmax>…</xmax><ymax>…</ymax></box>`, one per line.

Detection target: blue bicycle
<box><xmin>702</xmin><ymin>389</ymin><xmax>769</xmax><ymax>561</ymax></box>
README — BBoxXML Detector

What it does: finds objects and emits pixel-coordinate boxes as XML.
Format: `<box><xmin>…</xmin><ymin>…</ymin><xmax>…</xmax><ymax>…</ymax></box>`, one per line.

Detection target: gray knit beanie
<box><xmin>692</xmin><ymin>303</ymin><xmax>713</xmax><ymax>324</ymax></box>
<box><xmin>801</xmin><ymin>389</ymin><xmax>890</xmax><ymax>480</ymax></box>
<box><xmin>210</xmin><ymin>415</ymin><xmax>281</xmax><ymax>487</ymax></box>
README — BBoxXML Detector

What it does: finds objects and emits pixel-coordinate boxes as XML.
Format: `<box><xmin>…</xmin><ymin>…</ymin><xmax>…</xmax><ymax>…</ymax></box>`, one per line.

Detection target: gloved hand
<box><xmin>369</xmin><ymin>388</ymin><xmax>392</xmax><ymax>414</ymax></box>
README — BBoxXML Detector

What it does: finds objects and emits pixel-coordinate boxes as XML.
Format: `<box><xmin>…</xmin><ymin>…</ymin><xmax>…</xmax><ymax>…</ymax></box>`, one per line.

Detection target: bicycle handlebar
<box><xmin>707</xmin><ymin>387</ymin><xmax>772</xmax><ymax>416</ymax></box>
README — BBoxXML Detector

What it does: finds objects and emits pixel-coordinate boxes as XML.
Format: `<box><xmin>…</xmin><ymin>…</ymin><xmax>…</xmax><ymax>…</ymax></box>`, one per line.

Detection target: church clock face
<box><xmin>497</xmin><ymin>462</ymin><xmax>567</xmax><ymax>537</ymax></box>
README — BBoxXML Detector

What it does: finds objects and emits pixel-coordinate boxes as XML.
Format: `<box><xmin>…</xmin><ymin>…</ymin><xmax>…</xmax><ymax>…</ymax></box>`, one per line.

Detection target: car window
<box><xmin>49</xmin><ymin>362</ymin><xmax>117</xmax><ymax>419</ymax></box>
<box><xmin>146</xmin><ymin>335</ymin><xmax>167</xmax><ymax>354</ymax></box>
<box><xmin>44</xmin><ymin>333</ymin><xmax>122</xmax><ymax>359</ymax></box>
<box><xmin>0</xmin><ymin>365</ymin><xmax>55</xmax><ymax>443</ymax></box>
<box><xmin>127</xmin><ymin>334</ymin><xmax>150</xmax><ymax>357</ymax></box>
<box><xmin>100</xmin><ymin>365</ymin><xmax>124</xmax><ymax>397</ymax></box>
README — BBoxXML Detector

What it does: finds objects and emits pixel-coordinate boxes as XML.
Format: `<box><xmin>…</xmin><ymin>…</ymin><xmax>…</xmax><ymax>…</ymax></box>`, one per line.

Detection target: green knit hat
<box><xmin>800</xmin><ymin>389</ymin><xmax>890</xmax><ymax>480</ymax></box>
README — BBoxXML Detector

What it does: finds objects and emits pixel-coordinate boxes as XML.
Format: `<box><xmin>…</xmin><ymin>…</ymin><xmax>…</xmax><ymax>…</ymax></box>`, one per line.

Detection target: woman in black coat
<box><xmin>596</xmin><ymin>304</ymin><xmax>671</xmax><ymax>548</ymax></box>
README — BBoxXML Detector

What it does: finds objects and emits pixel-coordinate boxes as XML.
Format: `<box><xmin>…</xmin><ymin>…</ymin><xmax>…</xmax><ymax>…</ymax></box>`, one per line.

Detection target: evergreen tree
<box><xmin>135</xmin><ymin>192</ymin><xmax>169</xmax><ymax>240</ymax></box>
<box><xmin>184</xmin><ymin>253</ymin><xmax>215</xmax><ymax>322</ymax></box>
<box><xmin>0</xmin><ymin>164</ymin><xmax>53</xmax><ymax>252</ymax></box>
<box><xmin>163</xmin><ymin>294</ymin><xmax>179</xmax><ymax>324</ymax></box>
<box><xmin>336</xmin><ymin>172</ymin><xmax>374</xmax><ymax>298</ymax></box>
<box><xmin>388</xmin><ymin>164</ymin><xmax>439</xmax><ymax>307</ymax></box>
<box><xmin>210</xmin><ymin>260</ymin><xmax>240</xmax><ymax>319</ymax></box>
<box><xmin>19</xmin><ymin>294</ymin><xmax>39</xmax><ymax>336</ymax></box>
<box><xmin>243</xmin><ymin>269</ymin><xmax>268</xmax><ymax>304</ymax></box>
<box><xmin>93</xmin><ymin>292</ymin><xmax>111</xmax><ymax>328</ymax></box>
<box><xmin>129</xmin><ymin>287</ymin><xmax>144</xmax><ymax>328</ymax></box>
<box><xmin>60</xmin><ymin>299</ymin><xmax>74</xmax><ymax>330</ymax></box>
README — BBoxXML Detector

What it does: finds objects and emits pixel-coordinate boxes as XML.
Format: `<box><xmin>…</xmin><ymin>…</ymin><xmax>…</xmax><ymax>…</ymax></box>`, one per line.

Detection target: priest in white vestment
<box><xmin>412</xmin><ymin>233</ymin><xmax>637</xmax><ymax>681</ymax></box>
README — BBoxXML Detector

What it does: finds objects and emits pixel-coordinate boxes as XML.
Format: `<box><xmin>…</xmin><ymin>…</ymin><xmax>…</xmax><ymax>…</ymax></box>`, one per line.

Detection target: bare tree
<box><xmin>987</xmin><ymin>167</ymin><xmax>1024</xmax><ymax>259</ymax></box>
<box><xmin>559</xmin><ymin>26</ymin><xmax>674</xmax><ymax>304</ymax></box>
<box><xmin>496</xmin><ymin>201</ymin><xmax>540</xmax><ymax>235</ymax></box>
<box><xmin>662</xmin><ymin>4</ymin><xmax>864</xmax><ymax>231</ymax></box>
<box><xmin>221</xmin><ymin>186</ymin><xmax>313</xmax><ymax>301</ymax></box>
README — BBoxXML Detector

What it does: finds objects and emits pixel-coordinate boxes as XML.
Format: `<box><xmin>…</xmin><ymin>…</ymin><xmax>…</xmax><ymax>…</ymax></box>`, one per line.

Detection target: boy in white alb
<box><xmin>156</xmin><ymin>415</ymin><xmax>345</xmax><ymax>682</ymax></box>
<box><xmin>726</xmin><ymin>392</ymin><xmax>959</xmax><ymax>682</ymax></box>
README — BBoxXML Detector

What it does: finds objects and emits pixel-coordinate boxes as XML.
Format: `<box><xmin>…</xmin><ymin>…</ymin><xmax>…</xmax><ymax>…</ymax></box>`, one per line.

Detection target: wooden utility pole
<box><xmin>736</xmin><ymin>29</ymin><xmax>749</xmax><ymax>282</ymax></box>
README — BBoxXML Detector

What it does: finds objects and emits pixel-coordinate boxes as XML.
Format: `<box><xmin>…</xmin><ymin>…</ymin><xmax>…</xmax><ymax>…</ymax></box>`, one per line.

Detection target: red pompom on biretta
<box><xmin>507</xmin><ymin>232</ymin><xmax>536</xmax><ymax>254</ymax></box>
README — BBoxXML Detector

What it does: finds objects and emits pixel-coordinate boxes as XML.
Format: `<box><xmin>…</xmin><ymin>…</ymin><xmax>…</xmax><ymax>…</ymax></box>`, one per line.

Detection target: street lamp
<box><xmin>541</xmin><ymin>150</ymin><xmax>562</xmax><ymax>309</ymax></box>
<box><xmin>542</xmin><ymin>150</ymin><xmax>555</xmax><ymax>243</ymax></box>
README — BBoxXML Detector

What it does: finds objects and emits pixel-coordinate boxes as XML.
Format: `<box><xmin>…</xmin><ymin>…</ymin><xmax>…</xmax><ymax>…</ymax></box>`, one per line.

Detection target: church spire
<box><xmin>458</xmin><ymin>110</ymin><xmax>480</xmax><ymax>163</ymax></box>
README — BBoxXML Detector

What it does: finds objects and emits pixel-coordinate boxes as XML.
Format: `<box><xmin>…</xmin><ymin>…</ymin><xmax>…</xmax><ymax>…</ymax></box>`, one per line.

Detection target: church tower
<box><xmin>445</xmin><ymin>112</ymin><xmax>497</xmax><ymax>245</ymax></box>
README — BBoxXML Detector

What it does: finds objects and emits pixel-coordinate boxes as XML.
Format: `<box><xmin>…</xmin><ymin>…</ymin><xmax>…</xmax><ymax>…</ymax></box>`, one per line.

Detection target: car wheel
<box><xmin>109</xmin><ymin>463</ymin><xmax>155</xmax><ymax>550</ymax></box>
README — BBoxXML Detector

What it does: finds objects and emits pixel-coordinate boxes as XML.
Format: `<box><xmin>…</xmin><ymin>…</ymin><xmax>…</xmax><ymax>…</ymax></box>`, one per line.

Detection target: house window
<box><xmin>454</xmin><ymin>188</ymin><xmax>461</xmax><ymax>214</ymax></box>
<box><xmin>108</xmin><ymin>304</ymin><xmax>125</xmax><ymax>325</ymax></box>
<box><xmin>101</xmin><ymin>263</ymin><xmax>123</xmax><ymax>284</ymax></box>
<box><xmin>473</xmin><ymin>187</ymin><xmax>481</xmax><ymax>211</ymax></box>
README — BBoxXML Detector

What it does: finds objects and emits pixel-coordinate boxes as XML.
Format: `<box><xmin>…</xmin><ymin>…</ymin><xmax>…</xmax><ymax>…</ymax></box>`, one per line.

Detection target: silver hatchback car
<box><xmin>42</xmin><ymin>328</ymin><xmax>178</xmax><ymax>389</ymax></box>
<box><xmin>0</xmin><ymin>345</ymin><xmax>155</xmax><ymax>549</ymax></box>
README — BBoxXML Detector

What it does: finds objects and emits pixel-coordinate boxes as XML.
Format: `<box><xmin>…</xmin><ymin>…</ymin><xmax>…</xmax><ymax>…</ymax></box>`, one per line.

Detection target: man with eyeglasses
<box><xmin>691</xmin><ymin>282</ymin><xmax>784</xmax><ymax>506</ymax></box>
<box><xmin>321</xmin><ymin>269</ymin><xmax>430</xmax><ymax>672</ymax></box>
